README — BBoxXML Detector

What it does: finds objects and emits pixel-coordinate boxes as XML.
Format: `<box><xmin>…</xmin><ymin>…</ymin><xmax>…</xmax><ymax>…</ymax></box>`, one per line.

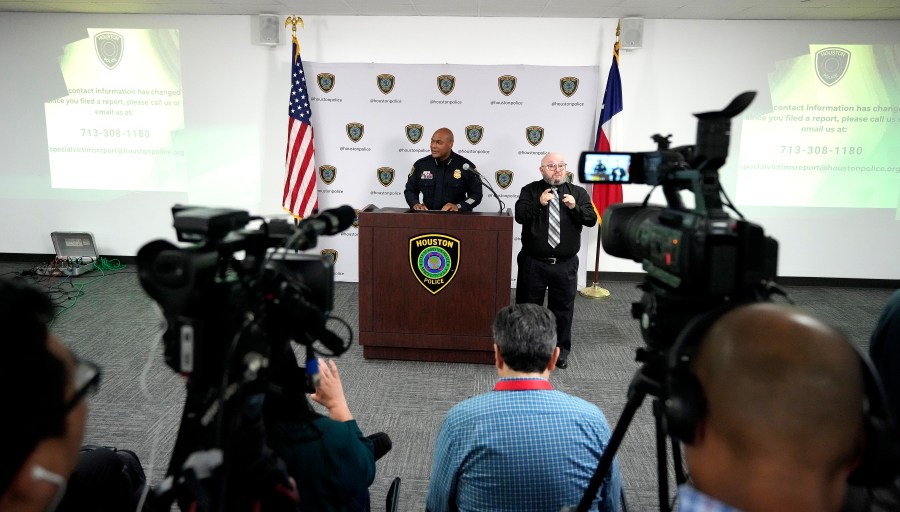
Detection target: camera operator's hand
<box><xmin>561</xmin><ymin>193</ymin><xmax>576</xmax><ymax>209</ymax></box>
<box><xmin>310</xmin><ymin>358</ymin><xmax>353</xmax><ymax>422</ymax></box>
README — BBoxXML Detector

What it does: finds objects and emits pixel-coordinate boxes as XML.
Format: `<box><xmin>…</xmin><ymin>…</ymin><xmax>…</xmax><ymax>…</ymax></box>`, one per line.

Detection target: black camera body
<box><xmin>579</xmin><ymin>92</ymin><xmax>779</xmax><ymax>349</ymax></box>
<box><xmin>138</xmin><ymin>206</ymin><xmax>338</xmax><ymax>377</ymax></box>
<box><xmin>136</xmin><ymin>204</ymin><xmax>355</xmax><ymax>511</ymax></box>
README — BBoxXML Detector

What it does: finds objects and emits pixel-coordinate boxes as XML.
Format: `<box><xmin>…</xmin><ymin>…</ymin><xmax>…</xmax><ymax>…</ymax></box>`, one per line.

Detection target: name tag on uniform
<box><xmin>422</xmin><ymin>171</ymin><xmax>433</xmax><ymax>179</ymax></box>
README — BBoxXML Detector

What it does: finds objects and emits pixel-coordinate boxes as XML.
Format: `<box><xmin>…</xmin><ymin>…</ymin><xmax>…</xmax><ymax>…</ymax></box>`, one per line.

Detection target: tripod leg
<box><xmin>653</xmin><ymin>399</ymin><xmax>670</xmax><ymax>512</ymax></box>
<box><xmin>671</xmin><ymin>438</ymin><xmax>687</xmax><ymax>486</ymax></box>
<box><xmin>576</xmin><ymin>384</ymin><xmax>647</xmax><ymax>512</ymax></box>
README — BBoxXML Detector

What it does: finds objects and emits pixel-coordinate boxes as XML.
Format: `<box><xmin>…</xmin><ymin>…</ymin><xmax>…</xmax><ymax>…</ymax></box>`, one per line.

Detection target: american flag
<box><xmin>591</xmin><ymin>35</ymin><xmax>624</xmax><ymax>223</ymax></box>
<box><xmin>282</xmin><ymin>34</ymin><xmax>318</xmax><ymax>219</ymax></box>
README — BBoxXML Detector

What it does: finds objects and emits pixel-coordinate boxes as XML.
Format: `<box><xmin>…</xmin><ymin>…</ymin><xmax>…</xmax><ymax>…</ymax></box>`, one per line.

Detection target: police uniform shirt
<box><xmin>404</xmin><ymin>152</ymin><xmax>483</xmax><ymax>212</ymax></box>
<box><xmin>514</xmin><ymin>179</ymin><xmax>597</xmax><ymax>258</ymax></box>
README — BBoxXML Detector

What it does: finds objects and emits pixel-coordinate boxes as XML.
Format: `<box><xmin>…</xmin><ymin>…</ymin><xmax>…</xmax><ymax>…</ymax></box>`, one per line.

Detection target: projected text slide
<box><xmin>735</xmin><ymin>44</ymin><xmax>900</xmax><ymax>209</ymax></box>
<box><xmin>45</xmin><ymin>28</ymin><xmax>185</xmax><ymax>191</ymax></box>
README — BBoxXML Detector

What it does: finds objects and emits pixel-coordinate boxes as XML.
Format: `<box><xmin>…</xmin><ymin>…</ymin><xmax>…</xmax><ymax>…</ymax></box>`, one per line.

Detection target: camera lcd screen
<box><xmin>579</xmin><ymin>152</ymin><xmax>635</xmax><ymax>183</ymax></box>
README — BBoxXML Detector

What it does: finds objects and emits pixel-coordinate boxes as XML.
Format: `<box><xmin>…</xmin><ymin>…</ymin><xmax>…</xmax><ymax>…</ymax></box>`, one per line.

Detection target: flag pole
<box><xmin>580</xmin><ymin>232</ymin><xmax>610</xmax><ymax>298</ymax></box>
<box><xmin>580</xmin><ymin>21</ymin><xmax>622</xmax><ymax>300</ymax></box>
<box><xmin>284</xmin><ymin>15</ymin><xmax>305</xmax><ymax>231</ymax></box>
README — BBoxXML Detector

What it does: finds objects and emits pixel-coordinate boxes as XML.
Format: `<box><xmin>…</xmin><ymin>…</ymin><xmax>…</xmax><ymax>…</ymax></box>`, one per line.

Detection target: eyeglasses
<box><xmin>63</xmin><ymin>359</ymin><xmax>102</xmax><ymax>413</ymax></box>
<box><xmin>542</xmin><ymin>163</ymin><xmax>567</xmax><ymax>171</ymax></box>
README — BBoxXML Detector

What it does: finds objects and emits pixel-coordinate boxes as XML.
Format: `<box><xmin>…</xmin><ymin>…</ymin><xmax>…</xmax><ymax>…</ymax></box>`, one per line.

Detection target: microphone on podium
<box><xmin>463</xmin><ymin>163</ymin><xmax>506</xmax><ymax>214</ymax></box>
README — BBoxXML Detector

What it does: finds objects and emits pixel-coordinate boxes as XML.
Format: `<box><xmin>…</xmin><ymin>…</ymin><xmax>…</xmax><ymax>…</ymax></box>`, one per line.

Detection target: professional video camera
<box><xmin>136</xmin><ymin>204</ymin><xmax>356</xmax><ymax>511</ymax></box>
<box><xmin>578</xmin><ymin>91</ymin><xmax>778</xmax><ymax>349</ymax></box>
<box><xmin>571</xmin><ymin>92</ymin><xmax>781</xmax><ymax>511</ymax></box>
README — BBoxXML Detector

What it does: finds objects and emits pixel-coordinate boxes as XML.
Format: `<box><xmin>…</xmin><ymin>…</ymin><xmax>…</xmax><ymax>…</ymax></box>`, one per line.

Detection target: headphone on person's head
<box><xmin>662</xmin><ymin>304</ymin><xmax>900</xmax><ymax>487</ymax></box>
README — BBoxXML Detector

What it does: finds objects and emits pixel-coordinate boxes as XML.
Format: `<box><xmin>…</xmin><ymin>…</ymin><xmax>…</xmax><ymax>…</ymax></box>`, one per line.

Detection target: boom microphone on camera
<box><xmin>301</xmin><ymin>205</ymin><xmax>356</xmax><ymax>237</ymax></box>
<box><xmin>269</xmin><ymin>205</ymin><xmax>356</xmax><ymax>250</ymax></box>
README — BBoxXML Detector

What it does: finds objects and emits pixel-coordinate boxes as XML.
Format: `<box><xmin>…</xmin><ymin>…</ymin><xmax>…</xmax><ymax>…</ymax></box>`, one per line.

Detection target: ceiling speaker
<box><xmin>254</xmin><ymin>14</ymin><xmax>281</xmax><ymax>46</ymax></box>
<box><xmin>620</xmin><ymin>17</ymin><xmax>644</xmax><ymax>49</ymax></box>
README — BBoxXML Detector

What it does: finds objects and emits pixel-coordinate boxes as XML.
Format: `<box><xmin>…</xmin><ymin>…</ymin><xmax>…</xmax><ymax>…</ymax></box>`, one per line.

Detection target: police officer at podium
<box><xmin>404</xmin><ymin>128</ymin><xmax>483</xmax><ymax>212</ymax></box>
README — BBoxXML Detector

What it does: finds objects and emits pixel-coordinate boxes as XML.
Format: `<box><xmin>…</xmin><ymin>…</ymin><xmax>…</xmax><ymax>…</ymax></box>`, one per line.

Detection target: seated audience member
<box><xmin>678</xmin><ymin>303</ymin><xmax>868</xmax><ymax>512</ymax></box>
<box><xmin>426</xmin><ymin>303</ymin><xmax>622</xmax><ymax>512</ymax></box>
<box><xmin>264</xmin><ymin>354</ymin><xmax>391</xmax><ymax>512</ymax></box>
<box><xmin>0</xmin><ymin>279</ymin><xmax>100</xmax><ymax>511</ymax></box>
<box><xmin>869</xmin><ymin>290</ymin><xmax>900</xmax><ymax>424</ymax></box>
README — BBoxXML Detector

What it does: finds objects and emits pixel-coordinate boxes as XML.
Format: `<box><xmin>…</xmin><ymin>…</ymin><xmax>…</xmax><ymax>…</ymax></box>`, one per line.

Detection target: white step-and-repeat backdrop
<box><xmin>303</xmin><ymin>62</ymin><xmax>601</xmax><ymax>286</ymax></box>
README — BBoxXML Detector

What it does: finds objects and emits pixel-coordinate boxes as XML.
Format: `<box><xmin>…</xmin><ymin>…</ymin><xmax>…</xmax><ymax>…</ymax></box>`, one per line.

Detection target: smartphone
<box><xmin>578</xmin><ymin>152</ymin><xmax>641</xmax><ymax>184</ymax></box>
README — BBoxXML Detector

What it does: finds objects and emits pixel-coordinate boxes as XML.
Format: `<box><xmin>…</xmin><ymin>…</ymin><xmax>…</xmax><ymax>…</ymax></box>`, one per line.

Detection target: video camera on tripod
<box><xmin>572</xmin><ymin>92</ymin><xmax>781</xmax><ymax>511</ymax></box>
<box><xmin>579</xmin><ymin>91</ymin><xmax>778</xmax><ymax>348</ymax></box>
<box><xmin>136</xmin><ymin>204</ymin><xmax>356</xmax><ymax>511</ymax></box>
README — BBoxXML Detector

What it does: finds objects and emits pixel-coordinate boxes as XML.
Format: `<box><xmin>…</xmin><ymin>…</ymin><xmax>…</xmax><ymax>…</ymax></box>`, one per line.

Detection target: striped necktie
<box><xmin>549</xmin><ymin>186</ymin><xmax>560</xmax><ymax>248</ymax></box>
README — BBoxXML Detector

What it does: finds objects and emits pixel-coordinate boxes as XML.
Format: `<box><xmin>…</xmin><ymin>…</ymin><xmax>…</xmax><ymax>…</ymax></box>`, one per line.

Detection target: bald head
<box><xmin>430</xmin><ymin>128</ymin><xmax>454</xmax><ymax>160</ymax></box>
<box><xmin>692</xmin><ymin>303</ymin><xmax>864</xmax><ymax>474</ymax></box>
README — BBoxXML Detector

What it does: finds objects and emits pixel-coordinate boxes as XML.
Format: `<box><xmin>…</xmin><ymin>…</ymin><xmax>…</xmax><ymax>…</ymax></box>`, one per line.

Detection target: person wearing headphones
<box><xmin>675</xmin><ymin>303</ymin><xmax>868</xmax><ymax>512</ymax></box>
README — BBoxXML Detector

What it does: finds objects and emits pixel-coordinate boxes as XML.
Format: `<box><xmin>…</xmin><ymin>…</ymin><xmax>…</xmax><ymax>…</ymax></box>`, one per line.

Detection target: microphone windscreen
<box><xmin>317</xmin><ymin>205</ymin><xmax>356</xmax><ymax>234</ymax></box>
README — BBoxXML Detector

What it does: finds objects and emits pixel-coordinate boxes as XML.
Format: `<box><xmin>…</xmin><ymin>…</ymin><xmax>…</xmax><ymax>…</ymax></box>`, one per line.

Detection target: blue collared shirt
<box><xmin>677</xmin><ymin>484</ymin><xmax>741</xmax><ymax>512</ymax></box>
<box><xmin>426</xmin><ymin>377</ymin><xmax>622</xmax><ymax>512</ymax></box>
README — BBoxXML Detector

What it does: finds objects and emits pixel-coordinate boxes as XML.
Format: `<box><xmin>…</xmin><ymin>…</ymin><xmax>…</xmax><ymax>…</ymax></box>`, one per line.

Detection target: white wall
<box><xmin>1</xmin><ymin>13</ymin><xmax>898</xmax><ymax>279</ymax></box>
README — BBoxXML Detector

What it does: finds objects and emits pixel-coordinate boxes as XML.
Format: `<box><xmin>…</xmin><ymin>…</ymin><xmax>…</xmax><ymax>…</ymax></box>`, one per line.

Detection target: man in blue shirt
<box><xmin>676</xmin><ymin>304</ymin><xmax>866</xmax><ymax>512</ymax></box>
<box><xmin>426</xmin><ymin>303</ymin><xmax>621</xmax><ymax>512</ymax></box>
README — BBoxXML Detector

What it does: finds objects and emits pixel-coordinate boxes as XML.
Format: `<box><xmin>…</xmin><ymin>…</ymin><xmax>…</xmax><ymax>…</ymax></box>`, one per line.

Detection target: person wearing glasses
<box><xmin>0</xmin><ymin>279</ymin><xmax>145</xmax><ymax>512</ymax></box>
<box><xmin>0</xmin><ymin>279</ymin><xmax>102</xmax><ymax>511</ymax></box>
<box><xmin>514</xmin><ymin>152</ymin><xmax>597</xmax><ymax>369</ymax></box>
<box><xmin>404</xmin><ymin>127</ymin><xmax>483</xmax><ymax>212</ymax></box>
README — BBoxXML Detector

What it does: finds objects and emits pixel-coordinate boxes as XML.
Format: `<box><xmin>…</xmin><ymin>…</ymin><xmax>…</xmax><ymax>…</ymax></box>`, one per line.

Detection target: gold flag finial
<box><xmin>284</xmin><ymin>16</ymin><xmax>304</xmax><ymax>56</ymax></box>
<box><xmin>284</xmin><ymin>16</ymin><xmax>304</xmax><ymax>34</ymax></box>
<box><xmin>614</xmin><ymin>20</ymin><xmax>621</xmax><ymax>57</ymax></box>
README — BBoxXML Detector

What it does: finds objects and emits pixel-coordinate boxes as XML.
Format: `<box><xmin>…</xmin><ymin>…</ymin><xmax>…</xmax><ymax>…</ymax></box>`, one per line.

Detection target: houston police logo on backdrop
<box><xmin>465</xmin><ymin>125</ymin><xmax>484</xmax><ymax>145</ymax></box>
<box><xmin>815</xmin><ymin>47</ymin><xmax>850</xmax><ymax>86</ymax></box>
<box><xmin>437</xmin><ymin>75</ymin><xmax>456</xmax><ymax>95</ymax></box>
<box><xmin>409</xmin><ymin>234</ymin><xmax>460</xmax><ymax>294</ymax></box>
<box><xmin>406</xmin><ymin>124</ymin><xmax>424</xmax><ymax>144</ymax></box>
<box><xmin>560</xmin><ymin>77</ymin><xmax>579</xmax><ymax>97</ymax></box>
<box><xmin>94</xmin><ymin>31</ymin><xmax>124</xmax><ymax>70</ymax></box>
<box><xmin>320</xmin><ymin>249</ymin><xmax>338</xmax><ymax>266</ymax></box>
<box><xmin>377</xmin><ymin>73</ymin><xmax>395</xmax><ymax>94</ymax></box>
<box><xmin>346</xmin><ymin>122</ymin><xmax>364</xmax><ymax>142</ymax></box>
<box><xmin>319</xmin><ymin>165</ymin><xmax>337</xmax><ymax>185</ymax></box>
<box><xmin>498</xmin><ymin>75</ymin><xmax>517</xmax><ymax>96</ymax></box>
<box><xmin>526</xmin><ymin>126</ymin><xmax>544</xmax><ymax>147</ymax></box>
<box><xmin>317</xmin><ymin>73</ymin><xmax>335</xmax><ymax>93</ymax></box>
<box><xmin>496</xmin><ymin>169</ymin><xmax>514</xmax><ymax>189</ymax></box>
<box><xmin>377</xmin><ymin>166</ymin><xmax>395</xmax><ymax>187</ymax></box>
<box><xmin>353</xmin><ymin>209</ymin><xmax>361</xmax><ymax>229</ymax></box>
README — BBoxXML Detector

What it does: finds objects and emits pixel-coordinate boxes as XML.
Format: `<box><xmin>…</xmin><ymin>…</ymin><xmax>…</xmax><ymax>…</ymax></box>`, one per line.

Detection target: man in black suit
<box><xmin>514</xmin><ymin>152</ymin><xmax>597</xmax><ymax>369</ymax></box>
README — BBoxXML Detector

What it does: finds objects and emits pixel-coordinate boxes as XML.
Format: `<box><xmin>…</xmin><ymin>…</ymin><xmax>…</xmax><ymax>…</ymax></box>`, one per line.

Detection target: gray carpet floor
<box><xmin>2</xmin><ymin>260</ymin><xmax>895</xmax><ymax>511</ymax></box>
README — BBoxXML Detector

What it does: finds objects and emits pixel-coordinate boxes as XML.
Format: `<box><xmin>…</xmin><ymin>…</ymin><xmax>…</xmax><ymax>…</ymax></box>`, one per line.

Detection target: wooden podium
<box><xmin>358</xmin><ymin>207</ymin><xmax>513</xmax><ymax>364</ymax></box>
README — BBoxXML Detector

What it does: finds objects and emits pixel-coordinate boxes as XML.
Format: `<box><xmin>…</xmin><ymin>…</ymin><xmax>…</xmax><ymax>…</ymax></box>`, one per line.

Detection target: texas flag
<box><xmin>591</xmin><ymin>37</ymin><xmax>624</xmax><ymax>223</ymax></box>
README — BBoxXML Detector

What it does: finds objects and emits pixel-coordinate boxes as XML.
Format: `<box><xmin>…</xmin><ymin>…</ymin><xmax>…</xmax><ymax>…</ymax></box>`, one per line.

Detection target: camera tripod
<box><xmin>576</xmin><ymin>348</ymin><xmax>687</xmax><ymax>512</ymax></box>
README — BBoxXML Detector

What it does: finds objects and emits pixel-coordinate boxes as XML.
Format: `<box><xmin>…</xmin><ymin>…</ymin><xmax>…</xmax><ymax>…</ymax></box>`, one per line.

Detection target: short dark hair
<box><xmin>0</xmin><ymin>279</ymin><xmax>68</xmax><ymax>495</ymax></box>
<box><xmin>492</xmin><ymin>304</ymin><xmax>556</xmax><ymax>373</ymax></box>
